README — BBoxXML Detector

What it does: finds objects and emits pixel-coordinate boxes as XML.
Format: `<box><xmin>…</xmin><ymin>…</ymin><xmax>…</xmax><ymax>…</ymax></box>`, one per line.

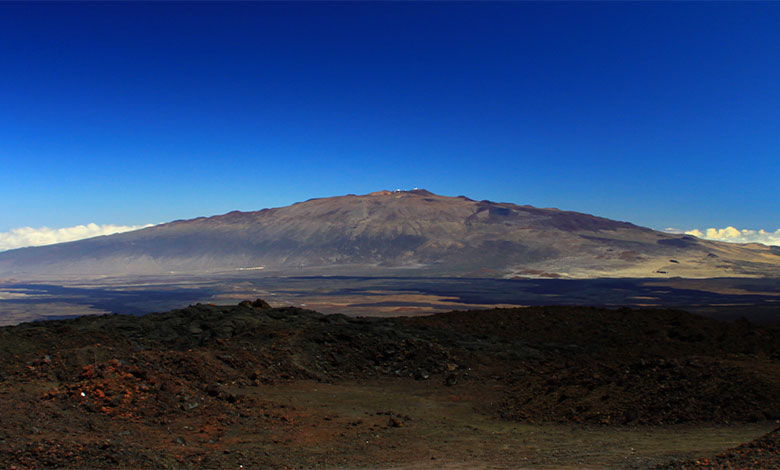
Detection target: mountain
<box><xmin>1</xmin><ymin>189</ymin><xmax>779</xmax><ymax>280</ymax></box>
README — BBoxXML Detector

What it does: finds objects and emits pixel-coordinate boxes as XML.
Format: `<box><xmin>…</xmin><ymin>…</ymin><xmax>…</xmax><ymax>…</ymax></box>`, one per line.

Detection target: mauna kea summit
<box><xmin>1</xmin><ymin>190</ymin><xmax>778</xmax><ymax>280</ymax></box>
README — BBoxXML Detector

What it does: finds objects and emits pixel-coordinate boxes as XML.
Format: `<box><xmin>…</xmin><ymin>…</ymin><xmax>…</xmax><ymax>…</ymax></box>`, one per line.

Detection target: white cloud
<box><xmin>0</xmin><ymin>223</ymin><xmax>154</xmax><ymax>251</ymax></box>
<box><xmin>666</xmin><ymin>226</ymin><xmax>780</xmax><ymax>246</ymax></box>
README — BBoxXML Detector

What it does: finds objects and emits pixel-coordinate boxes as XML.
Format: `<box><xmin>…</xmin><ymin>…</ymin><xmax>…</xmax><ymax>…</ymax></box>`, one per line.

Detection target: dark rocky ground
<box><xmin>655</xmin><ymin>427</ymin><xmax>780</xmax><ymax>470</ymax></box>
<box><xmin>0</xmin><ymin>301</ymin><xmax>778</xmax><ymax>468</ymax></box>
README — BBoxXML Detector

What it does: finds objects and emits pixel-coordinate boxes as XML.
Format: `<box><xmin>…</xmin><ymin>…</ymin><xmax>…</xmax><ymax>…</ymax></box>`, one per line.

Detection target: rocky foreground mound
<box><xmin>656</xmin><ymin>426</ymin><xmax>780</xmax><ymax>470</ymax></box>
<box><xmin>0</xmin><ymin>302</ymin><xmax>779</xmax><ymax>468</ymax></box>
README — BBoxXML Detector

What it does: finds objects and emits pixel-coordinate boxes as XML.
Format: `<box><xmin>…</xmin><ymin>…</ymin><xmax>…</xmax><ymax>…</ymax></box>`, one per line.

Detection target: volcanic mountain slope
<box><xmin>1</xmin><ymin>189</ymin><xmax>778</xmax><ymax>280</ymax></box>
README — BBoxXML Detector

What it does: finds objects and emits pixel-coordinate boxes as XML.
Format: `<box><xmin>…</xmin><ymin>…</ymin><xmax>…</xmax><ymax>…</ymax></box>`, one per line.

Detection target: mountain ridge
<box><xmin>1</xmin><ymin>190</ymin><xmax>778</xmax><ymax>280</ymax></box>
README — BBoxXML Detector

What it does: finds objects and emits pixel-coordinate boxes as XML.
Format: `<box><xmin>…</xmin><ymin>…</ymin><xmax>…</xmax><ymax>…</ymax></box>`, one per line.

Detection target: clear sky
<box><xmin>1</xmin><ymin>2</ymin><xmax>778</xmax><ymax>237</ymax></box>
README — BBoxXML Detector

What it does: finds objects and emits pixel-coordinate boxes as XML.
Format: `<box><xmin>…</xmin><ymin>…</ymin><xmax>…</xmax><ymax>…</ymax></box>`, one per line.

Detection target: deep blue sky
<box><xmin>1</xmin><ymin>1</ymin><xmax>778</xmax><ymax>232</ymax></box>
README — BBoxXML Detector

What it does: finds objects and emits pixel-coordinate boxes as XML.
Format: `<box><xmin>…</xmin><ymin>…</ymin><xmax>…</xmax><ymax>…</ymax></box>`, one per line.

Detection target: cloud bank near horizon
<box><xmin>0</xmin><ymin>223</ymin><xmax>154</xmax><ymax>252</ymax></box>
<box><xmin>665</xmin><ymin>227</ymin><xmax>780</xmax><ymax>246</ymax></box>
